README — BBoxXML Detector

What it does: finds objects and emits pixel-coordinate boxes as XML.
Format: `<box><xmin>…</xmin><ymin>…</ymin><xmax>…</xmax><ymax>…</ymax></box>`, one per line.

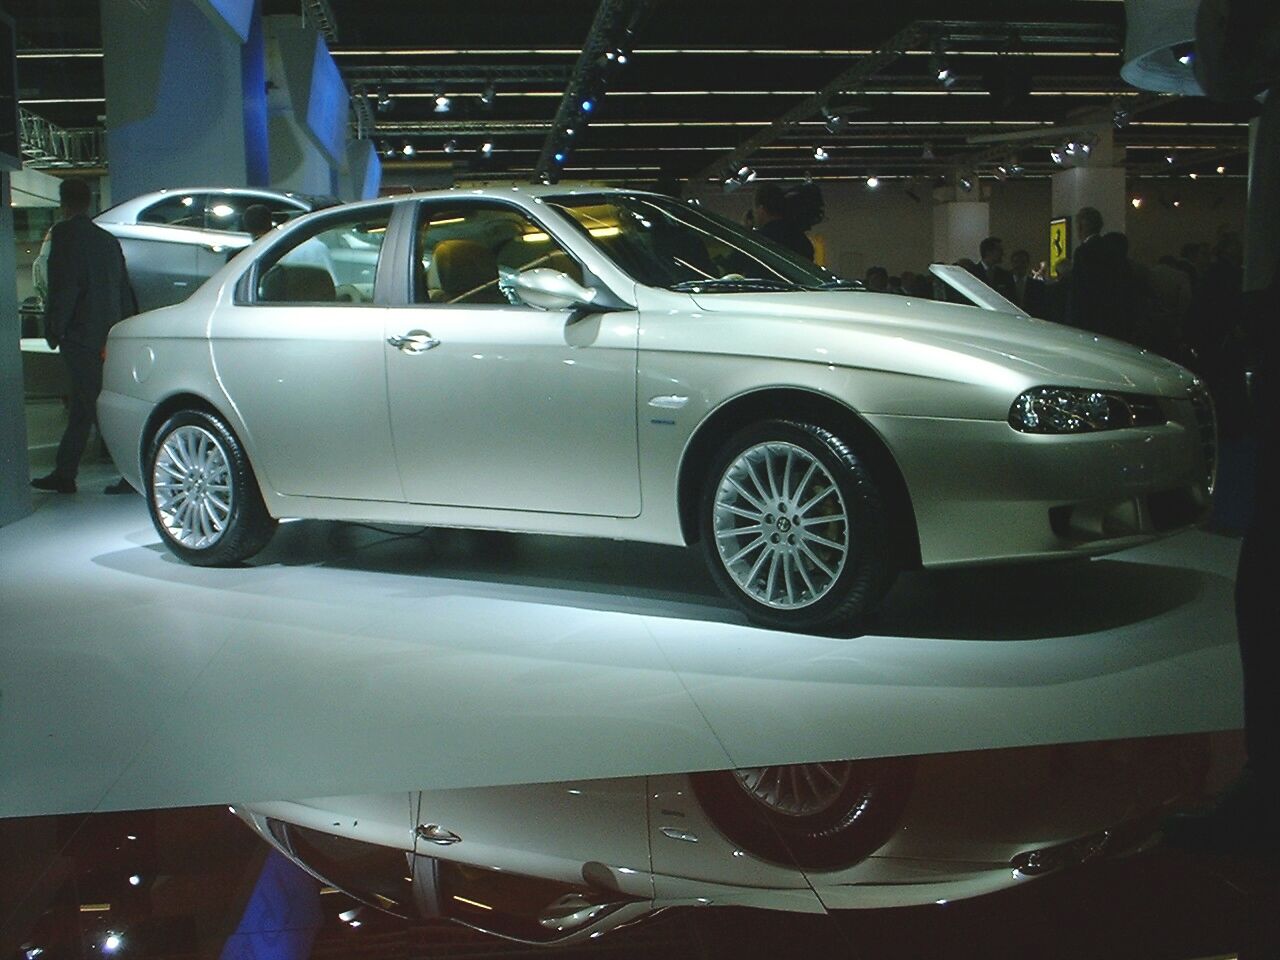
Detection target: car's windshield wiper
<box><xmin>810</xmin><ymin>278</ymin><xmax>865</xmax><ymax>290</ymax></box>
<box><xmin>669</xmin><ymin>277</ymin><xmax>805</xmax><ymax>293</ymax></box>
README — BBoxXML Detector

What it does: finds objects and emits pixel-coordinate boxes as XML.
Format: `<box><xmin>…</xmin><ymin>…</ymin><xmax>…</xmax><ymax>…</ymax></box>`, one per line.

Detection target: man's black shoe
<box><xmin>1162</xmin><ymin>769</ymin><xmax>1280</xmax><ymax>859</ymax></box>
<box><xmin>31</xmin><ymin>474</ymin><xmax>76</xmax><ymax>494</ymax></box>
<box><xmin>103</xmin><ymin>478</ymin><xmax>135</xmax><ymax>495</ymax></box>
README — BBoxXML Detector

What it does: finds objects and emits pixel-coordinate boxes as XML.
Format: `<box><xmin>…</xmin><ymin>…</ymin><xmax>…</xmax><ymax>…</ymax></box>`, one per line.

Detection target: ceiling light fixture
<box><xmin>866</xmin><ymin>175</ymin><xmax>880</xmax><ymax>188</ymax></box>
<box><xmin>958</xmin><ymin>174</ymin><xmax>974</xmax><ymax>192</ymax></box>
<box><xmin>821</xmin><ymin>105</ymin><xmax>847</xmax><ymax>134</ymax></box>
<box><xmin>1131</xmin><ymin>196</ymin><xmax>1143</xmax><ymax>208</ymax></box>
<box><xmin>480</xmin><ymin>141</ymin><xmax>494</xmax><ymax>157</ymax></box>
<box><xmin>1216</xmin><ymin>164</ymin><xmax>1226</xmax><ymax>174</ymax></box>
<box><xmin>813</xmin><ymin>146</ymin><xmax>829</xmax><ymax>161</ymax></box>
<box><xmin>442</xmin><ymin>139</ymin><xmax>458</xmax><ymax>154</ymax></box>
<box><xmin>433</xmin><ymin>94</ymin><xmax>452</xmax><ymax>113</ymax></box>
<box><xmin>402</xmin><ymin>142</ymin><xmax>416</xmax><ymax>157</ymax></box>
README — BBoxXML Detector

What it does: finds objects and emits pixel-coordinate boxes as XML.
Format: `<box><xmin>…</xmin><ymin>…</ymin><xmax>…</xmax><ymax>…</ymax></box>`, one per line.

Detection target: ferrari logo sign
<box><xmin>1049</xmin><ymin>217</ymin><xmax>1070</xmax><ymax>279</ymax></box>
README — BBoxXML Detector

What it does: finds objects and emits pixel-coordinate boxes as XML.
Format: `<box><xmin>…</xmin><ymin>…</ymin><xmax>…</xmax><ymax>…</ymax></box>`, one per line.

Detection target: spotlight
<box><xmin>339</xmin><ymin>909</ymin><xmax>360</xmax><ymax>923</ymax></box>
<box><xmin>1173</xmin><ymin>199</ymin><xmax>1182</xmax><ymax>208</ymax></box>
<box><xmin>581</xmin><ymin>98</ymin><xmax>594</xmax><ymax>113</ymax></box>
<box><xmin>565</xmin><ymin>127</ymin><xmax>576</xmax><ymax>137</ymax></box>
<box><xmin>1216</xmin><ymin>164</ymin><xmax>1226</xmax><ymax>174</ymax></box>
<box><xmin>813</xmin><ymin>146</ymin><xmax>829</xmax><ymax>161</ymax></box>
<box><xmin>931</xmin><ymin>44</ymin><xmax>958</xmax><ymax>89</ymax></box>
<box><xmin>554</xmin><ymin>151</ymin><xmax>566</xmax><ymax>164</ymax></box>
<box><xmin>1112</xmin><ymin>105</ymin><xmax>1130</xmax><ymax>129</ymax></box>
<box><xmin>375</xmin><ymin>87</ymin><xmax>392</xmax><ymax>112</ymax></box>
<box><xmin>1008</xmin><ymin>162</ymin><xmax>1025</xmax><ymax>176</ymax></box>
<box><xmin>921</xmin><ymin>142</ymin><xmax>936</xmax><ymax>161</ymax></box>
<box><xmin>866</xmin><ymin>175</ymin><xmax>880</xmax><ymax>188</ymax></box>
<box><xmin>128</xmin><ymin>875</ymin><xmax>141</xmax><ymax>886</ymax></box>
<box><xmin>736</xmin><ymin>165</ymin><xmax>757</xmax><ymax>183</ymax></box>
<box><xmin>479</xmin><ymin>141</ymin><xmax>494</xmax><ymax>158</ymax></box>
<box><xmin>380</xmin><ymin>141</ymin><xmax>394</xmax><ymax>158</ymax></box>
<box><xmin>1050</xmin><ymin>147</ymin><xmax>1066</xmax><ymax>167</ymax></box>
<box><xmin>936</xmin><ymin>66</ymin><xmax>957</xmax><ymax>88</ymax></box>
<box><xmin>821</xmin><ymin>105</ymin><xmax>847</xmax><ymax>134</ymax></box>
<box><xmin>958</xmin><ymin>174</ymin><xmax>973</xmax><ymax>193</ymax></box>
<box><xmin>1189</xmin><ymin>172</ymin><xmax>1199</xmax><ymax>179</ymax></box>
<box><xmin>433</xmin><ymin>94</ymin><xmax>452</xmax><ymax>113</ymax></box>
<box><xmin>442</xmin><ymin>139</ymin><xmax>458</xmax><ymax>154</ymax></box>
<box><xmin>1165</xmin><ymin>153</ymin><xmax>1176</xmax><ymax>164</ymax></box>
<box><xmin>25</xmin><ymin>948</ymin><xmax>44</xmax><ymax>959</ymax></box>
<box><xmin>479</xmin><ymin>82</ymin><xmax>496</xmax><ymax>106</ymax></box>
<box><xmin>1173</xmin><ymin>41</ymin><xmax>1195</xmax><ymax>67</ymax></box>
<box><xmin>1131</xmin><ymin>196</ymin><xmax>1144</xmax><ymax>209</ymax></box>
<box><xmin>102</xmin><ymin>934</ymin><xmax>123</xmax><ymax>954</ymax></box>
<box><xmin>401</xmin><ymin>142</ymin><xmax>415</xmax><ymax>157</ymax></box>
<box><xmin>994</xmin><ymin>164</ymin><xmax>1009</xmax><ymax>181</ymax></box>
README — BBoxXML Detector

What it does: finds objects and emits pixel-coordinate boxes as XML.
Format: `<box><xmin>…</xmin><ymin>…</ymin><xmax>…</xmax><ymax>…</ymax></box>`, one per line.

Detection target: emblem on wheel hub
<box><xmin>776</xmin><ymin>516</ymin><xmax>793</xmax><ymax>533</ymax></box>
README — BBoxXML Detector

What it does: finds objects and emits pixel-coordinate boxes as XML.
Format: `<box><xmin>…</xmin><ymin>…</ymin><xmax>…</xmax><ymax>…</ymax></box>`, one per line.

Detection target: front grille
<box><xmin>1189</xmin><ymin>384</ymin><xmax>1217</xmax><ymax>490</ymax></box>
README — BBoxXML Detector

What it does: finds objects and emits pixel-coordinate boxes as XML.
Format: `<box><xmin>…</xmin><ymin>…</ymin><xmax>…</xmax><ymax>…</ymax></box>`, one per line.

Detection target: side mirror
<box><xmin>512</xmin><ymin>268</ymin><xmax>599</xmax><ymax>311</ymax></box>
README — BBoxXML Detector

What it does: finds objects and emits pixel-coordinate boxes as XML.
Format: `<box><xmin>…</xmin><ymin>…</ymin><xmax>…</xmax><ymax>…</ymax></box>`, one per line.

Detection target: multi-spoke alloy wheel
<box><xmin>713</xmin><ymin>441</ymin><xmax>849</xmax><ymax>610</ymax></box>
<box><xmin>733</xmin><ymin>762</ymin><xmax>854</xmax><ymax>818</ymax></box>
<box><xmin>699</xmin><ymin>420</ymin><xmax>897</xmax><ymax>634</ymax></box>
<box><xmin>146</xmin><ymin>410</ymin><xmax>277</xmax><ymax>566</ymax></box>
<box><xmin>152</xmin><ymin>425</ymin><xmax>232</xmax><ymax>549</ymax></box>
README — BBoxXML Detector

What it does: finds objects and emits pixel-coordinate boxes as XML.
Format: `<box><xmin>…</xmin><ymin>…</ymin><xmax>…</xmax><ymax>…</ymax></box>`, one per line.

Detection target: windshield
<box><xmin>546</xmin><ymin>193</ymin><xmax>856</xmax><ymax>293</ymax></box>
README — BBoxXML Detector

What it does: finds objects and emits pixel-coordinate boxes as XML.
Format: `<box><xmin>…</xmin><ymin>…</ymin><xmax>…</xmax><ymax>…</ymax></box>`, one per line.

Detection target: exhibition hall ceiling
<box><xmin>6</xmin><ymin>0</ymin><xmax>1255</xmax><ymax>185</ymax></box>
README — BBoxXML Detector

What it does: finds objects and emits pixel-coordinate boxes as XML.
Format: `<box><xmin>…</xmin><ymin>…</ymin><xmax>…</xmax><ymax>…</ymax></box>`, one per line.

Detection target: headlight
<box><xmin>1009</xmin><ymin>387</ymin><xmax>1162</xmax><ymax>434</ymax></box>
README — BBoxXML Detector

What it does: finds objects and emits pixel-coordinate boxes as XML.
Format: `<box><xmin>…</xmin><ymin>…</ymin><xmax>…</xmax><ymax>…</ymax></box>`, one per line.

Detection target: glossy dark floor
<box><xmin>4</xmin><ymin>732</ymin><xmax>1276</xmax><ymax>960</ymax></box>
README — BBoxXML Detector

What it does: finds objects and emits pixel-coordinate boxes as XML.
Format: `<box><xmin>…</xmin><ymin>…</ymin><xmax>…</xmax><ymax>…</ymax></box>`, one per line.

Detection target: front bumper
<box><xmin>869</xmin><ymin>398</ymin><xmax>1214</xmax><ymax>568</ymax></box>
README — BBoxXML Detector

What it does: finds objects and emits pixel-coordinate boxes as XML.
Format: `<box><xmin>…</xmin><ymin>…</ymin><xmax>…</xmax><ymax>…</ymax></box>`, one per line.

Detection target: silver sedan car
<box><xmin>98</xmin><ymin>186</ymin><xmax>1215</xmax><ymax>634</ymax></box>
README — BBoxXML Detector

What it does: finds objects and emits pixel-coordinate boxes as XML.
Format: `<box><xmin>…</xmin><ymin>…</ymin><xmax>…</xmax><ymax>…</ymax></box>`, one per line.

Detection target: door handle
<box><xmin>387</xmin><ymin>331</ymin><xmax>441</xmax><ymax>354</ymax></box>
<box><xmin>416</xmin><ymin>823</ymin><xmax>461</xmax><ymax>845</ymax></box>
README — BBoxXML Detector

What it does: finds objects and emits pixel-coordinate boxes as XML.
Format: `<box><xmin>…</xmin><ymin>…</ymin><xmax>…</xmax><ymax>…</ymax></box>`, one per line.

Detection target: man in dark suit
<box><xmin>970</xmin><ymin>236</ymin><xmax>1016</xmax><ymax>301</ymax></box>
<box><xmin>1009</xmin><ymin>249</ymin><xmax>1048</xmax><ymax>317</ymax></box>
<box><xmin>31</xmin><ymin>178</ymin><xmax>138</xmax><ymax>495</ymax></box>
<box><xmin>1064</xmin><ymin>206</ymin><xmax>1126</xmax><ymax>338</ymax></box>
<box><xmin>752</xmin><ymin>183</ymin><xmax>814</xmax><ymax>261</ymax></box>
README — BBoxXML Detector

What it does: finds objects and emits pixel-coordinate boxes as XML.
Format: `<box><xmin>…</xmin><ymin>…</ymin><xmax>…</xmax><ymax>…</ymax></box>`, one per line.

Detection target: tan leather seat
<box><xmin>260</xmin><ymin>264</ymin><xmax>336</xmax><ymax>303</ymax></box>
<box><xmin>432</xmin><ymin>239</ymin><xmax>503</xmax><ymax>303</ymax></box>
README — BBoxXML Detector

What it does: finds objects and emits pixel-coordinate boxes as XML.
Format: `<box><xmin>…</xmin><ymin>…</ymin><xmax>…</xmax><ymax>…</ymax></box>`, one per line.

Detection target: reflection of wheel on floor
<box><xmin>146</xmin><ymin>409</ymin><xmax>277</xmax><ymax>566</ymax></box>
<box><xmin>699</xmin><ymin>420</ymin><xmax>897</xmax><ymax>634</ymax></box>
<box><xmin>690</xmin><ymin>758</ymin><xmax>916</xmax><ymax>870</ymax></box>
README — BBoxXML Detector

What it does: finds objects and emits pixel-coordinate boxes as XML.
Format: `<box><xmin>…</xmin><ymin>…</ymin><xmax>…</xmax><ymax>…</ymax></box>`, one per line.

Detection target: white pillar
<box><xmin>1051</xmin><ymin>166</ymin><xmax>1128</xmax><ymax>253</ymax></box>
<box><xmin>932</xmin><ymin>200</ymin><xmax>990</xmax><ymax>264</ymax></box>
<box><xmin>0</xmin><ymin>172</ymin><xmax>33</xmax><ymax>526</ymax></box>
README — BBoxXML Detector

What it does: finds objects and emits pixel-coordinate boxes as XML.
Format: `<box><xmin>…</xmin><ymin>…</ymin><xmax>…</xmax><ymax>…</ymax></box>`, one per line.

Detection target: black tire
<box><xmin>690</xmin><ymin>757</ymin><xmax>916</xmax><ymax>870</ymax></box>
<box><xmin>699</xmin><ymin>419</ymin><xmax>897</xmax><ymax>635</ymax></box>
<box><xmin>146</xmin><ymin>409</ymin><xmax>277</xmax><ymax>566</ymax></box>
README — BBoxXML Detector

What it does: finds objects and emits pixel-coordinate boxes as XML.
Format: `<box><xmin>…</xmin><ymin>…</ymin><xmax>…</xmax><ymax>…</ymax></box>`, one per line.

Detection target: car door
<box><xmin>209</xmin><ymin>203</ymin><xmax>404</xmax><ymax>502</ymax></box>
<box><xmin>384</xmin><ymin>199</ymin><xmax>641</xmax><ymax>517</ymax></box>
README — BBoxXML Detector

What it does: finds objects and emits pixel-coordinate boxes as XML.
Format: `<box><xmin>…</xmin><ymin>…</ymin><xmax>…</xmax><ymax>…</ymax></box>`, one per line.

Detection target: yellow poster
<box><xmin>1049</xmin><ymin>218</ymin><xmax>1070</xmax><ymax>279</ymax></box>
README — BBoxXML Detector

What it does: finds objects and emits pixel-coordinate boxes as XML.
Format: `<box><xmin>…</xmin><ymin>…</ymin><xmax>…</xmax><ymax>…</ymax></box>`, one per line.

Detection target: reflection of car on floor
<box><xmin>99</xmin><ymin>185</ymin><xmax>1216</xmax><ymax>634</ymax></box>
<box><xmin>237</xmin><ymin>740</ymin><xmax>1208</xmax><ymax>945</ymax></box>
<box><xmin>94</xmin><ymin>187</ymin><xmax>332</xmax><ymax>312</ymax></box>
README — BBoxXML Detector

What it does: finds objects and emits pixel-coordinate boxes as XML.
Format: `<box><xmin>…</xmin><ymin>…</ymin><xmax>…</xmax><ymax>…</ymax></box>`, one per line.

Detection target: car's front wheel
<box><xmin>146</xmin><ymin>409</ymin><xmax>277</xmax><ymax>566</ymax></box>
<box><xmin>699</xmin><ymin>420</ymin><xmax>897</xmax><ymax>634</ymax></box>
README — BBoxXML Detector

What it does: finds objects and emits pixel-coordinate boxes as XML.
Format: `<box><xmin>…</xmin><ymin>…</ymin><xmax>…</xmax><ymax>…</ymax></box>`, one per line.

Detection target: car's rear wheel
<box><xmin>700</xmin><ymin>420</ymin><xmax>897</xmax><ymax>634</ymax></box>
<box><xmin>146</xmin><ymin>410</ymin><xmax>276</xmax><ymax>566</ymax></box>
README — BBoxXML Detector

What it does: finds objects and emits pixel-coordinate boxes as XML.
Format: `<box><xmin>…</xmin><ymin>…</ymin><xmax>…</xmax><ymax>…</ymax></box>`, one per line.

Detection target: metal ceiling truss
<box><xmin>691</xmin><ymin>18</ymin><xmax>1124</xmax><ymax>184</ymax></box>
<box><xmin>301</xmin><ymin>0</ymin><xmax>338</xmax><ymax>43</ymax></box>
<box><xmin>344</xmin><ymin>64</ymin><xmax>572</xmax><ymax>86</ymax></box>
<box><xmin>18</xmin><ymin>108</ymin><xmax>105</xmax><ymax>168</ymax></box>
<box><xmin>533</xmin><ymin>0</ymin><xmax>658</xmax><ymax>182</ymax></box>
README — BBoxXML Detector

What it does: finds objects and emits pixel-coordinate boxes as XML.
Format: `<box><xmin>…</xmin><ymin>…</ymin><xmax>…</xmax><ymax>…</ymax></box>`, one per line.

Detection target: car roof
<box><xmin>96</xmin><ymin>187</ymin><xmax>316</xmax><ymax>224</ymax></box>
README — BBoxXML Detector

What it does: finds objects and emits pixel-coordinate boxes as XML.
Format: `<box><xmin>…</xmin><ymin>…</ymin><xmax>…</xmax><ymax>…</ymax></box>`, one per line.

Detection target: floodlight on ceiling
<box><xmin>813</xmin><ymin>146</ymin><xmax>829</xmax><ymax>161</ymax></box>
<box><xmin>402</xmin><ymin>141</ymin><xmax>416</xmax><ymax>157</ymax></box>
<box><xmin>479</xmin><ymin>82</ymin><xmax>496</xmax><ymax>106</ymax></box>
<box><xmin>376</xmin><ymin>87</ymin><xmax>392</xmax><ymax>112</ymax></box>
<box><xmin>581</xmin><ymin>98</ymin><xmax>595</xmax><ymax>113</ymax></box>
<box><xmin>554</xmin><ymin>151</ymin><xmax>567</xmax><ymax>164</ymax></box>
<box><xmin>433</xmin><ymin>94</ymin><xmax>452</xmax><ymax>113</ymax></box>
<box><xmin>866</xmin><ymin>176</ymin><xmax>880</xmax><ymax>188</ymax></box>
<box><xmin>821</xmin><ymin>105</ymin><xmax>847</xmax><ymax>134</ymax></box>
<box><xmin>1216</xmin><ymin>164</ymin><xmax>1226</xmax><ymax>174</ymax></box>
<box><xmin>958</xmin><ymin>174</ymin><xmax>974</xmax><ymax>193</ymax></box>
<box><xmin>480</xmin><ymin>141</ymin><xmax>494</xmax><ymax>157</ymax></box>
<box><xmin>443</xmin><ymin>139</ymin><xmax>459</xmax><ymax>154</ymax></box>
<box><xmin>1050</xmin><ymin>147</ymin><xmax>1066</xmax><ymax>167</ymax></box>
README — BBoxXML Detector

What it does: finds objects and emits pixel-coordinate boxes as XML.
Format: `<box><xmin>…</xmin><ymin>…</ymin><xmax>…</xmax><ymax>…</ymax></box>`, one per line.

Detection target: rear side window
<box><xmin>205</xmin><ymin>195</ymin><xmax>306</xmax><ymax>233</ymax></box>
<box><xmin>256</xmin><ymin>207</ymin><xmax>393</xmax><ymax>305</ymax></box>
<box><xmin>139</xmin><ymin>193</ymin><xmax>208</xmax><ymax>228</ymax></box>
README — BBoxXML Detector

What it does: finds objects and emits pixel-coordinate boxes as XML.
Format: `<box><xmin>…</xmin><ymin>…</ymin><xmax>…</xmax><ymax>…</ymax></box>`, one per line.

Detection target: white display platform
<box><xmin>0</xmin><ymin>487</ymin><xmax>1243</xmax><ymax>819</ymax></box>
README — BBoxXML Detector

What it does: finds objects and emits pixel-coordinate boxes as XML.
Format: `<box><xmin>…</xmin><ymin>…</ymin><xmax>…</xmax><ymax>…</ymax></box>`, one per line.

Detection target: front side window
<box><xmin>139</xmin><ymin>193</ymin><xmax>208</xmax><ymax>229</ymax></box>
<box><xmin>546</xmin><ymin>193</ymin><xmax>845</xmax><ymax>293</ymax></box>
<box><xmin>256</xmin><ymin>207</ymin><xmax>392</xmax><ymax>304</ymax></box>
<box><xmin>413</xmin><ymin>202</ymin><xmax>584</xmax><ymax>306</ymax></box>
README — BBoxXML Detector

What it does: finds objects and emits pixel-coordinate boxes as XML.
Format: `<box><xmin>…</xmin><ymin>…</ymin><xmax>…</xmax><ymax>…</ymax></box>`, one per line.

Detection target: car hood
<box><xmin>689</xmin><ymin>290</ymin><xmax>1195</xmax><ymax>396</ymax></box>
